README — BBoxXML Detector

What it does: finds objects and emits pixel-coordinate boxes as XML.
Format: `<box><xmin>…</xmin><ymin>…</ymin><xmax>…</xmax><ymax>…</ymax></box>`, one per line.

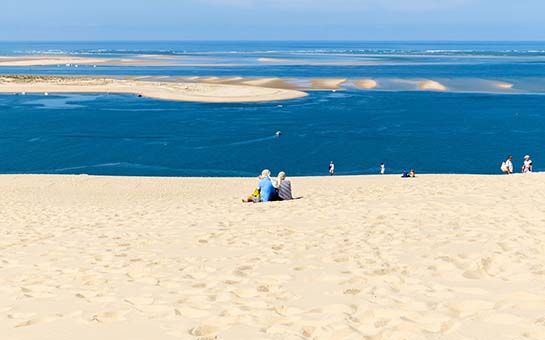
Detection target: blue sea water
<box><xmin>1</xmin><ymin>41</ymin><xmax>544</xmax><ymax>176</ymax></box>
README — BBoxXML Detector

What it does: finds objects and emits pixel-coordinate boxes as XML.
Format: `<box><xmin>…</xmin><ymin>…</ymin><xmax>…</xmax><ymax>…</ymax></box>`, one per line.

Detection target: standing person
<box><xmin>501</xmin><ymin>155</ymin><xmax>514</xmax><ymax>174</ymax></box>
<box><xmin>329</xmin><ymin>161</ymin><xmax>335</xmax><ymax>176</ymax></box>
<box><xmin>522</xmin><ymin>155</ymin><xmax>533</xmax><ymax>173</ymax></box>
<box><xmin>380</xmin><ymin>162</ymin><xmax>385</xmax><ymax>175</ymax></box>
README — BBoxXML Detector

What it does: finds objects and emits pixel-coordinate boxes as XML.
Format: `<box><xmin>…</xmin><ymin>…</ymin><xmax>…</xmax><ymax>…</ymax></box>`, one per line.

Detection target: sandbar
<box><xmin>0</xmin><ymin>56</ymin><xmax>242</xmax><ymax>67</ymax></box>
<box><xmin>419</xmin><ymin>80</ymin><xmax>448</xmax><ymax>91</ymax></box>
<box><xmin>0</xmin><ymin>75</ymin><xmax>307</xmax><ymax>103</ymax></box>
<box><xmin>497</xmin><ymin>82</ymin><xmax>514</xmax><ymax>89</ymax></box>
<box><xmin>353</xmin><ymin>79</ymin><xmax>378</xmax><ymax>89</ymax></box>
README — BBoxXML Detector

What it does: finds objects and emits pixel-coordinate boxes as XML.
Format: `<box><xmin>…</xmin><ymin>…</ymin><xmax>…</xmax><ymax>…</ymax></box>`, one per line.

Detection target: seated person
<box><xmin>276</xmin><ymin>171</ymin><xmax>293</xmax><ymax>201</ymax></box>
<box><xmin>401</xmin><ymin>169</ymin><xmax>409</xmax><ymax>178</ymax></box>
<box><xmin>243</xmin><ymin>169</ymin><xmax>275</xmax><ymax>203</ymax></box>
<box><xmin>409</xmin><ymin>169</ymin><xmax>416</xmax><ymax>177</ymax></box>
<box><xmin>243</xmin><ymin>187</ymin><xmax>261</xmax><ymax>203</ymax></box>
<box><xmin>258</xmin><ymin>170</ymin><xmax>275</xmax><ymax>202</ymax></box>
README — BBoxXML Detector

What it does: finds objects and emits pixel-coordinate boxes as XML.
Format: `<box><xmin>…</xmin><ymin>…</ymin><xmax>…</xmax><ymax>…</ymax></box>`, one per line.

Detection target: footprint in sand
<box><xmin>273</xmin><ymin>305</ymin><xmax>304</xmax><ymax>317</ymax></box>
<box><xmin>175</xmin><ymin>307</ymin><xmax>210</xmax><ymax>318</ymax></box>
<box><xmin>189</xmin><ymin>324</ymin><xmax>219</xmax><ymax>337</ymax></box>
<box><xmin>15</xmin><ymin>315</ymin><xmax>59</xmax><ymax>328</ymax></box>
<box><xmin>233</xmin><ymin>288</ymin><xmax>258</xmax><ymax>298</ymax></box>
<box><xmin>124</xmin><ymin>296</ymin><xmax>155</xmax><ymax>306</ymax></box>
<box><xmin>91</xmin><ymin>310</ymin><xmax>130</xmax><ymax>323</ymax></box>
<box><xmin>447</xmin><ymin>300</ymin><xmax>494</xmax><ymax>318</ymax></box>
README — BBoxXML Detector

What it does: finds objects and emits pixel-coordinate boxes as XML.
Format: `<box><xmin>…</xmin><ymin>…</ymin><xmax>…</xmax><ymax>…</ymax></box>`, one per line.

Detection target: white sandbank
<box><xmin>353</xmin><ymin>79</ymin><xmax>378</xmax><ymax>89</ymax></box>
<box><xmin>497</xmin><ymin>82</ymin><xmax>514</xmax><ymax>89</ymax></box>
<box><xmin>0</xmin><ymin>76</ymin><xmax>307</xmax><ymax>103</ymax></box>
<box><xmin>419</xmin><ymin>80</ymin><xmax>448</xmax><ymax>91</ymax></box>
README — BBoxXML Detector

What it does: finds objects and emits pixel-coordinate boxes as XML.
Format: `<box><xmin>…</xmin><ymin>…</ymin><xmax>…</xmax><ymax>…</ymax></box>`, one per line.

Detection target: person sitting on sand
<box><xmin>409</xmin><ymin>169</ymin><xmax>416</xmax><ymax>177</ymax></box>
<box><xmin>401</xmin><ymin>169</ymin><xmax>409</xmax><ymax>178</ymax></box>
<box><xmin>522</xmin><ymin>155</ymin><xmax>533</xmax><ymax>173</ymax></box>
<box><xmin>243</xmin><ymin>169</ymin><xmax>276</xmax><ymax>203</ymax></box>
<box><xmin>276</xmin><ymin>171</ymin><xmax>293</xmax><ymax>201</ymax></box>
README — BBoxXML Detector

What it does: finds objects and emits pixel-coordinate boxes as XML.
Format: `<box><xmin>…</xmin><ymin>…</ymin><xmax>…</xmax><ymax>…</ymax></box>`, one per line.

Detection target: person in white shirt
<box><xmin>504</xmin><ymin>155</ymin><xmax>514</xmax><ymax>174</ymax></box>
<box><xmin>380</xmin><ymin>163</ymin><xmax>385</xmax><ymax>175</ymax></box>
<box><xmin>329</xmin><ymin>161</ymin><xmax>335</xmax><ymax>176</ymax></box>
<box><xmin>522</xmin><ymin>155</ymin><xmax>533</xmax><ymax>173</ymax></box>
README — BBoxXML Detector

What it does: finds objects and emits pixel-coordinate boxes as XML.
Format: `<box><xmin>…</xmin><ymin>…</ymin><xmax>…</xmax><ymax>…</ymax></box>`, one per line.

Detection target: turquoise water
<box><xmin>1</xmin><ymin>41</ymin><xmax>544</xmax><ymax>176</ymax></box>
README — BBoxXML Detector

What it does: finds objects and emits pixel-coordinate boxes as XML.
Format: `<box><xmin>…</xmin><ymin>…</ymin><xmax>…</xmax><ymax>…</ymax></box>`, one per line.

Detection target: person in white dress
<box><xmin>522</xmin><ymin>155</ymin><xmax>533</xmax><ymax>173</ymax></box>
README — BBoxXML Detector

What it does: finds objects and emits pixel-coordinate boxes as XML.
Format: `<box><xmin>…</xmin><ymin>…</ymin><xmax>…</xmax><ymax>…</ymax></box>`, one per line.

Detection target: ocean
<box><xmin>1</xmin><ymin>41</ymin><xmax>544</xmax><ymax>176</ymax></box>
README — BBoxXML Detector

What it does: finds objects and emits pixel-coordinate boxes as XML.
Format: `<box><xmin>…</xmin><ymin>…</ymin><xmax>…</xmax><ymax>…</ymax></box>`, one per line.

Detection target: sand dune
<box><xmin>419</xmin><ymin>80</ymin><xmax>448</xmax><ymax>91</ymax></box>
<box><xmin>239</xmin><ymin>77</ymin><xmax>281</xmax><ymax>86</ymax></box>
<box><xmin>0</xmin><ymin>75</ymin><xmax>307</xmax><ymax>103</ymax></box>
<box><xmin>1</xmin><ymin>173</ymin><xmax>544</xmax><ymax>340</ymax></box>
<box><xmin>257</xmin><ymin>58</ymin><xmax>298</xmax><ymax>63</ymax></box>
<box><xmin>309</xmin><ymin>78</ymin><xmax>347</xmax><ymax>90</ymax></box>
<box><xmin>497</xmin><ymin>82</ymin><xmax>514</xmax><ymax>89</ymax></box>
<box><xmin>177</xmin><ymin>76</ymin><xmax>338</xmax><ymax>91</ymax></box>
<box><xmin>1</xmin><ymin>73</ymin><xmax>527</xmax><ymax>95</ymax></box>
<box><xmin>353</xmin><ymin>79</ymin><xmax>378</xmax><ymax>89</ymax></box>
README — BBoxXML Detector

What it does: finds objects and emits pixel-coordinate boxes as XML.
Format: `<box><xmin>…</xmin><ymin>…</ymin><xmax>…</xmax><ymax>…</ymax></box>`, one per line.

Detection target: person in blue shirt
<box><xmin>258</xmin><ymin>169</ymin><xmax>275</xmax><ymax>202</ymax></box>
<box><xmin>242</xmin><ymin>169</ymin><xmax>276</xmax><ymax>203</ymax></box>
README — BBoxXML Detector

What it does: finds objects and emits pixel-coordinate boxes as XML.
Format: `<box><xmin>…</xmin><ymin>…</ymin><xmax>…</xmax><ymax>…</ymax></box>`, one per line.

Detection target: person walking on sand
<box><xmin>380</xmin><ymin>162</ymin><xmax>385</xmax><ymax>175</ymax></box>
<box><xmin>329</xmin><ymin>161</ymin><xmax>335</xmax><ymax>176</ymax></box>
<box><xmin>522</xmin><ymin>155</ymin><xmax>533</xmax><ymax>173</ymax></box>
<box><xmin>501</xmin><ymin>155</ymin><xmax>514</xmax><ymax>174</ymax></box>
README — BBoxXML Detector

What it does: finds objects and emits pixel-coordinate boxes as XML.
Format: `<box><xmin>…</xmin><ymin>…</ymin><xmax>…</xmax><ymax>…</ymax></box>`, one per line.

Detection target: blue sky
<box><xmin>1</xmin><ymin>0</ymin><xmax>543</xmax><ymax>40</ymax></box>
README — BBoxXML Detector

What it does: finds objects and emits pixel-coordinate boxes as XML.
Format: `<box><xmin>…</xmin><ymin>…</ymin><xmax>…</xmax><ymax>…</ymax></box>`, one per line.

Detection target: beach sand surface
<box><xmin>1</xmin><ymin>174</ymin><xmax>545</xmax><ymax>340</ymax></box>
<box><xmin>353</xmin><ymin>79</ymin><xmax>379</xmax><ymax>89</ymax></box>
<box><xmin>0</xmin><ymin>76</ymin><xmax>307</xmax><ymax>103</ymax></box>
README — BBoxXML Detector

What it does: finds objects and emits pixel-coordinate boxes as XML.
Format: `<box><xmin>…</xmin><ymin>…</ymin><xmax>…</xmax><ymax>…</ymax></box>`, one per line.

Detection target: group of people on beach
<box><xmin>501</xmin><ymin>154</ymin><xmax>533</xmax><ymax>174</ymax></box>
<box><xmin>246</xmin><ymin>154</ymin><xmax>533</xmax><ymax>203</ymax></box>
<box><xmin>243</xmin><ymin>169</ymin><xmax>293</xmax><ymax>203</ymax></box>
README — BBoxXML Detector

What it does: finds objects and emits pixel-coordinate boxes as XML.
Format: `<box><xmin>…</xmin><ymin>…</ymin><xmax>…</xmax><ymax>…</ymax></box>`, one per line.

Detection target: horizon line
<box><xmin>1</xmin><ymin>39</ymin><xmax>545</xmax><ymax>43</ymax></box>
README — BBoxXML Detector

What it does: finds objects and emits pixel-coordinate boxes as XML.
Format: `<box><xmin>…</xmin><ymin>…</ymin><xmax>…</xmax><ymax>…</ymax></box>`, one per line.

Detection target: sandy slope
<box><xmin>0</xmin><ymin>76</ymin><xmax>307</xmax><ymax>103</ymax></box>
<box><xmin>1</xmin><ymin>174</ymin><xmax>545</xmax><ymax>340</ymax></box>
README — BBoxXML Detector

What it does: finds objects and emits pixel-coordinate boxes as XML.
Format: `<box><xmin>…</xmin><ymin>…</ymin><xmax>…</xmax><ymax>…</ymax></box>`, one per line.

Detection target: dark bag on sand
<box><xmin>271</xmin><ymin>188</ymin><xmax>280</xmax><ymax>201</ymax></box>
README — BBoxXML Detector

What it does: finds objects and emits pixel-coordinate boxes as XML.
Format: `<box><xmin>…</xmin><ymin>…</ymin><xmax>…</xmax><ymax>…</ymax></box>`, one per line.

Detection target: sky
<box><xmin>1</xmin><ymin>0</ymin><xmax>544</xmax><ymax>41</ymax></box>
